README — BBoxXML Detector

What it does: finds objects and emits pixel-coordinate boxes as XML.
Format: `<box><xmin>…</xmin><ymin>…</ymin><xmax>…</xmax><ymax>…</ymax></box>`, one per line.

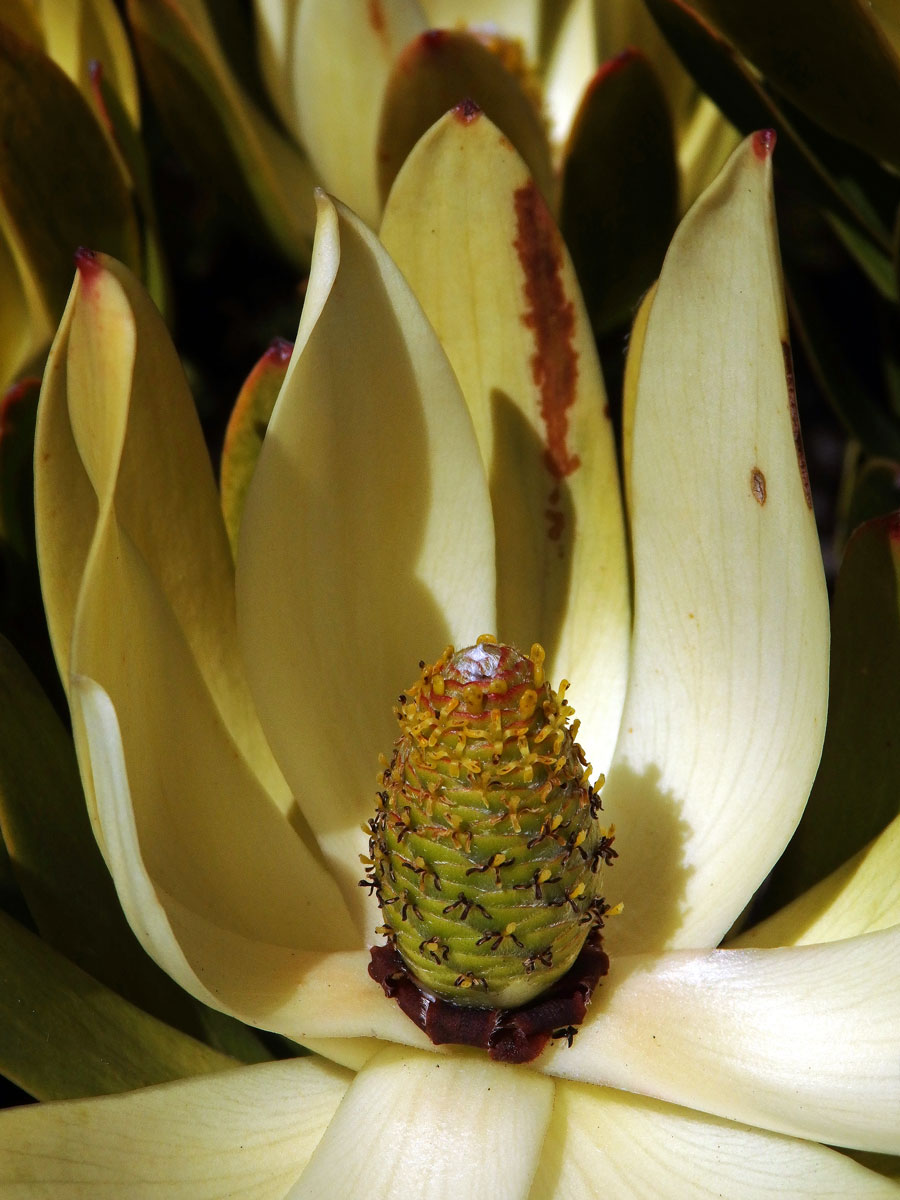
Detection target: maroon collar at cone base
<box><xmin>369</xmin><ymin>929</ymin><xmax>609</xmax><ymax>1064</ymax></box>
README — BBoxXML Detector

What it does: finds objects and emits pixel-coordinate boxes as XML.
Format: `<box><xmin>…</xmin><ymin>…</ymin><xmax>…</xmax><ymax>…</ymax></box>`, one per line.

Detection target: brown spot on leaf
<box><xmin>782</xmin><ymin>341</ymin><xmax>812</xmax><ymax>509</ymax></box>
<box><xmin>545</xmin><ymin>505</ymin><xmax>565</xmax><ymax>542</ymax></box>
<box><xmin>513</xmin><ymin>181</ymin><xmax>581</xmax><ymax>484</ymax></box>
<box><xmin>453</xmin><ymin>97</ymin><xmax>481</xmax><ymax>124</ymax></box>
<box><xmin>750</xmin><ymin>466</ymin><xmax>767</xmax><ymax>505</ymax></box>
<box><xmin>367</xmin><ymin>0</ymin><xmax>386</xmax><ymax>39</ymax></box>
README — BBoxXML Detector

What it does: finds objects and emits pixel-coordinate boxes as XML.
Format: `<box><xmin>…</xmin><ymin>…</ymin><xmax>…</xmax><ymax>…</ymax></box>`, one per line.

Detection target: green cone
<box><xmin>364</xmin><ymin>638</ymin><xmax>614</xmax><ymax>1009</ymax></box>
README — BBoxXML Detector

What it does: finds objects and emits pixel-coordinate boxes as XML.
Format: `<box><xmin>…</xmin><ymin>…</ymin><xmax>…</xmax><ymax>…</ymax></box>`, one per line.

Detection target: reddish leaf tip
<box><xmin>600</xmin><ymin>46</ymin><xmax>643</xmax><ymax>79</ymax></box>
<box><xmin>0</xmin><ymin>376</ymin><xmax>41</xmax><ymax>438</ymax></box>
<box><xmin>752</xmin><ymin>129</ymin><xmax>777</xmax><ymax>160</ymax></box>
<box><xmin>882</xmin><ymin>511</ymin><xmax>900</xmax><ymax>543</ymax></box>
<box><xmin>422</xmin><ymin>28</ymin><xmax>451</xmax><ymax>52</ymax></box>
<box><xmin>453</xmin><ymin>97</ymin><xmax>482</xmax><ymax>124</ymax></box>
<box><xmin>74</xmin><ymin>247</ymin><xmax>101</xmax><ymax>282</ymax></box>
<box><xmin>264</xmin><ymin>337</ymin><xmax>294</xmax><ymax>365</ymax></box>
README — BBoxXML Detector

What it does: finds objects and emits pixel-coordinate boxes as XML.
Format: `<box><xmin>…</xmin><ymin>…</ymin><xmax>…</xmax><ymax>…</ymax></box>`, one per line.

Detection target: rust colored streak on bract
<box><xmin>782</xmin><ymin>341</ymin><xmax>812</xmax><ymax>509</ymax></box>
<box><xmin>545</xmin><ymin>505</ymin><xmax>565</xmax><ymax>542</ymax></box>
<box><xmin>514</xmin><ymin>182</ymin><xmax>580</xmax><ymax>482</ymax></box>
<box><xmin>453</xmin><ymin>97</ymin><xmax>482</xmax><ymax>124</ymax></box>
<box><xmin>885</xmin><ymin>511</ymin><xmax>900</xmax><ymax>543</ymax></box>
<box><xmin>752</xmin><ymin>128</ymin><xmax>777</xmax><ymax>161</ymax></box>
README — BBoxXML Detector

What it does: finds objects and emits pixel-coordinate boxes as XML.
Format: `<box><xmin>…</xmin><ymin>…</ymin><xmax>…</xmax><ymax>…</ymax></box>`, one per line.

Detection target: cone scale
<box><xmin>365</xmin><ymin>638</ymin><xmax>615</xmax><ymax>1062</ymax></box>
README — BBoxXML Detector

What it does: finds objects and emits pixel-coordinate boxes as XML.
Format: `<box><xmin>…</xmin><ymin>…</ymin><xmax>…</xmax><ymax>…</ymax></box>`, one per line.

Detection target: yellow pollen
<box><xmin>463</xmin><ymin>684</ymin><xmax>484</xmax><ymax>712</ymax></box>
<box><xmin>518</xmin><ymin>688</ymin><xmax>538</xmax><ymax>718</ymax></box>
<box><xmin>432</xmin><ymin>675</ymin><xmax>445</xmax><ymax>696</ymax></box>
<box><xmin>476</xmin><ymin>633</ymin><xmax>498</xmax><ymax>644</ymax></box>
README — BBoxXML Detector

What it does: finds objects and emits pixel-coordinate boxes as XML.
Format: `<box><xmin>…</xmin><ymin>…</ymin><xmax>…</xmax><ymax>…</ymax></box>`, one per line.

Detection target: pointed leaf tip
<box><xmin>74</xmin><ymin>246</ymin><xmax>100</xmax><ymax>277</ymax></box>
<box><xmin>598</xmin><ymin>46</ymin><xmax>644</xmax><ymax>79</ymax></box>
<box><xmin>421</xmin><ymin>28</ymin><xmax>451</xmax><ymax>53</ymax></box>
<box><xmin>752</xmin><ymin>128</ymin><xmax>777</xmax><ymax>160</ymax></box>
<box><xmin>265</xmin><ymin>337</ymin><xmax>294</xmax><ymax>365</ymax></box>
<box><xmin>453</xmin><ymin>97</ymin><xmax>482</xmax><ymax>123</ymax></box>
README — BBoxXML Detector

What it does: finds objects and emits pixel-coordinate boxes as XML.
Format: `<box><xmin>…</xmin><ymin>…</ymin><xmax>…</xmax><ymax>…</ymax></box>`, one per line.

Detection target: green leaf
<box><xmin>840</xmin><ymin>456</ymin><xmax>900</xmax><ymax>542</ymax></box>
<box><xmin>0</xmin><ymin>909</ymin><xmax>234</xmax><ymax>1100</ymax></box>
<box><xmin>0</xmin><ymin>635</ymin><xmax>272</xmax><ymax>1064</ymax></box>
<box><xmin>220</xmin><ymin>337</ymin><xmax>292</xmax><ymax>559</ymax></box>
<box><xmin>0</xmin><ymin>377</ymin><xmax>39</xmax><ymax>566</ymax></box>
<box><xmin>125</xmin><ymin>0</ymin><xmax>315</xmax><ymax>266</ymax></box>
<box><xmin>0</xmin><ymin>21</ymin><xmax>142</xmax><ymax>324</ymax></box>
<box><xmin>560</xmin><ymin>49</ymin><xmax>678</xmax><ymax>335</ymax></box>
<box><xmin>688</xmin><ymin>0</ymin><xmax>900</xmax><ymax>173</ymax></box>
<box><xmin>87</xmin><ymin>59</ymin><xmax>170</xmax><ymax>320</ymax></box>
<box><xmin>784</xmin><ymin>255</ymin><xmax>900</xmax><ymax>461</ymax></box>
<box><xmin>827</xmin><ymin>211</ymin><xmax>898</xmax><ymax>303</ymax></box>
<box><xmin>644</xmin><ymin>0</ymin><xmax>899</xmax><ymax>255</ymax></box>
<box><xmin>762</xmin><ymin>513</ymin><xmax>900</xmax><ymax>913</ymax></box>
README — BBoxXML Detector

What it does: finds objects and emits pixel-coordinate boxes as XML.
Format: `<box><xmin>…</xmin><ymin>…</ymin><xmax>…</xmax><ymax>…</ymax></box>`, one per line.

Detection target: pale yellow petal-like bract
<box><xmin>237</xmin><ymin>193</ymin><xmax>496</xmax><ymax>928</ymax></box>
<box><xmin>606</xmin><ymin>134</ymin><xmax>829</xmax><ymax>955</ymax></box>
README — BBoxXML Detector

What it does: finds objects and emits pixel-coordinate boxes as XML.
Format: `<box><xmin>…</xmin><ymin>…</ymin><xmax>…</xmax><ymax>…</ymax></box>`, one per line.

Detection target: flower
<box><xmin>5</xmin><ymin>116</ymin><xmax>898</xmax><ymax>1194</ymax></box>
